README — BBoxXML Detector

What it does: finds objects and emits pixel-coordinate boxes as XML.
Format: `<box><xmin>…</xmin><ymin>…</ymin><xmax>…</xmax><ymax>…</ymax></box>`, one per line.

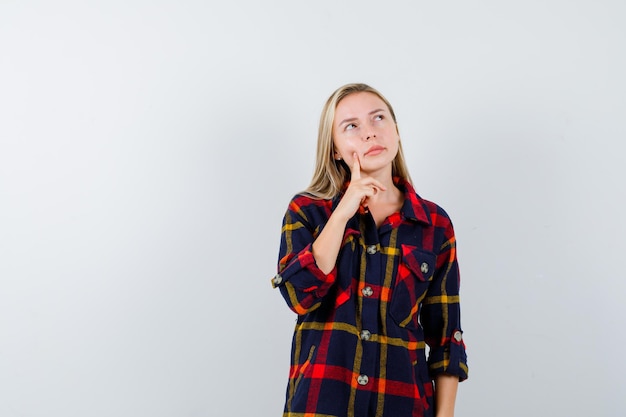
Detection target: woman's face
<box><xmin>332</xmin><ymin>92</ymin><xmax>399</xmax><ymax>177</ymax></box>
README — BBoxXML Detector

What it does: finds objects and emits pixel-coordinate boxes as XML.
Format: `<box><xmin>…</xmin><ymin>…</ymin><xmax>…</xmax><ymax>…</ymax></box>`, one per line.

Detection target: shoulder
<box><xmin>287</xmin><ymin>192</ymin><xmax>333</xmax><ymax>210</ymax></box>
<box><xmin>284</xmin><ymin>192</ymin><xmax>334</xmax><ymax>222</ymax></box>
<box><xmin>406</xmin><ymin>194</ymin><xmax>458</xmax><ymax>255</ymax></box>
<box><xmin>417</xmin><ymin>197</ymin><xmax>458</xmax><ymax>250</ymax></box>
<box><xmin>419</xmin><ymin>196</ymin><xmax>454</xmax><ymax>228</ymax></box>
<box><xmin>398</xmin><ymin>178</ymin><xmax>455</xmax><ymax>229</ymax></box>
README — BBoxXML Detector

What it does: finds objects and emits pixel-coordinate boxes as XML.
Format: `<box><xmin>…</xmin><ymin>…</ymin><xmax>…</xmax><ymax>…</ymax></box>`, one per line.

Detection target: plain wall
<box><xmin>1</xmin><ymin>1</ymin><xmax>625</xmax><ymax>416</ymax></box>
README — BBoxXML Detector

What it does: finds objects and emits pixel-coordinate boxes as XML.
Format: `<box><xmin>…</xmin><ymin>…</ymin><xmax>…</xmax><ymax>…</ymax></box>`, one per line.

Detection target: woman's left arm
<box><xmin>434</xmin><ymin>374</ymin><xmax>459</xmax><ymax>417</ymax></box>
<box><xmin>421</xmin><ymin>205</ymin><xmax>468</xmax><ymax>398</ymax></box>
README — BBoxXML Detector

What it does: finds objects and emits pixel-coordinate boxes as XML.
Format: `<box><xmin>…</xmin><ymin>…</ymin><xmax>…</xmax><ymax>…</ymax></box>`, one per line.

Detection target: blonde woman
<box><xmin>272</xmin><ymin>83</ymin><xmax>468</xmax><ymax>417</ymax></box>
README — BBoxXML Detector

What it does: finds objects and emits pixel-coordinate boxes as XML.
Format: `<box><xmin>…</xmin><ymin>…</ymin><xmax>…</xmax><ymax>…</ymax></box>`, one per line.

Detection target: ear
<box><xmin>334</xmin><ymin>152</ymin><xmax>342</xmax><ymax>160</ymax></box>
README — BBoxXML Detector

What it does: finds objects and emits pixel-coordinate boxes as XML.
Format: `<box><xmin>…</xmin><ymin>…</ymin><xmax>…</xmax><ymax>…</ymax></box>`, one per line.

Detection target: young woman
<box><xmin>271</xmin><ymin>83</ymin><xmax>468</xmax><ymax>417</ymax></box>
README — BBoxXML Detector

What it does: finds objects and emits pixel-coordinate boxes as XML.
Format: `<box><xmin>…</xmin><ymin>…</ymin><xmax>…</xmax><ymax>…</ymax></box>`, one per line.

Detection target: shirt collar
<box><xmin>394</xmin><ymin>177</ymin><xmax>432</xmax><ymax>226</ymax></box>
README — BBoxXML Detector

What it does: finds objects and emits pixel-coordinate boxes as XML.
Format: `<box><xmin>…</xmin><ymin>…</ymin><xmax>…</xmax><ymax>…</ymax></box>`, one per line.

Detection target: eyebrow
<box><xmin>337</xmin><ymin>109</ymin><xmax>386</xmax><ymax>127</ymax></box>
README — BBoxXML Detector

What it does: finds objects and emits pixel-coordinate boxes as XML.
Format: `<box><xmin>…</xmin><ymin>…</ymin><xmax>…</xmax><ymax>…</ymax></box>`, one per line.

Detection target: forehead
<box><xmin>334</xmin><ymin>92</ymin><xmax>389</xmax><ymax>119</ymax></box>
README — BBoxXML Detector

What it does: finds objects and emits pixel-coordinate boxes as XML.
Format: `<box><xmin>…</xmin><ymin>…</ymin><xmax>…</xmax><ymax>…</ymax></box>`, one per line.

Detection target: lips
<box><xmin>364</xmin><ymin>145</ymin><xmax>384</xmax><ymax>156</ymax></box>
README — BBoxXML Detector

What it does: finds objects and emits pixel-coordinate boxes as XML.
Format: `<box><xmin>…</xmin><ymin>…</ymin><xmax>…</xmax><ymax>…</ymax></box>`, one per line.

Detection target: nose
<box><xmin>364</xmin><ymin>122</ymin><xmax>377</xmax><ymax>141</ymax></box>
<box><xmin>364</xmin><ymin>133</ymin><xmax>376</xmax><ymax>141</ymax></box>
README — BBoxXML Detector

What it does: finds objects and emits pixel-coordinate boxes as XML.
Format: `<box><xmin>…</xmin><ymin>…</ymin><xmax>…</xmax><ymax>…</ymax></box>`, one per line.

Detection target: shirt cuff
<box><xmin>428</xmin><ymin>329</ymin><xmax>468</xmax><ymax>381</ymax></box>
<box><xmin>271</xmin><ymin>244</ymin><xmax>337</xmax><ymax>292</ymax></box>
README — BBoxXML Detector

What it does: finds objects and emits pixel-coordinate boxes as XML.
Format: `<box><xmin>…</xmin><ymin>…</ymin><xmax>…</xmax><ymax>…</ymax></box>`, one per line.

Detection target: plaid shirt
<box><xmin>272</xmin><ymin>178</ymin><xmax>468</xmax><ymax>417</ymax></box>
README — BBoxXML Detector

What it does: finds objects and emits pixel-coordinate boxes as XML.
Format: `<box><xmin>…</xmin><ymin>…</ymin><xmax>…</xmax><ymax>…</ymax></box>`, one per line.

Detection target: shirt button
<box><xmin>453</xmin><ymin>330</ymin><xmax>463</xmax><ymax>342</ymax></box>
<box><xmin>360</xmin><ymin>330</ymin><xmax>371</xmax><ymax>341</ymax></box>
<box><xmin>366</xmin><ymin>245</ymin><xmax>377</xmax><ymax>255</ymax></box>
<box><xmin>361</xmin><ymin>286</ymin><xmax>373</xmax><ymax>297</ymax></box>
<box><xmin>272</xmin><ymin>274</ymin><xmax>283</xmax><ymax>285</ymax></box>
<box><xmin>357</xmin><ymin>374</ymin><xmax>369</xmax><ymax>385</ymax></box>
<box><xmin>420</xmin><ymin>262</ymin><xmax>429</xmax><ymax>274</ymax></box>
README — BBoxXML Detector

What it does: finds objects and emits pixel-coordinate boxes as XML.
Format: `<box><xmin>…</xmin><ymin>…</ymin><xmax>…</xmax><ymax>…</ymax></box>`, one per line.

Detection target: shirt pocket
<box><xmin>389</xmin><ymin>244</ymin><xmax>436</xmax><ymax>329</ymax></box>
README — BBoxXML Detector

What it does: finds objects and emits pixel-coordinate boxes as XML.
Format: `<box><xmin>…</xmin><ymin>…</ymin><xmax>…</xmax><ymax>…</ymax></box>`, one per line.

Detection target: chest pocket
<box><xmin>389</xmin><ymin>244</ymin><xmax>436</xmax><ymax>329</ymax></box>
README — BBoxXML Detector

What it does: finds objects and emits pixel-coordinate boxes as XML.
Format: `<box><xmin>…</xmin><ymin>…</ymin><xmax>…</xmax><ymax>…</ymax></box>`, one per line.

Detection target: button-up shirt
<box><xmin>272</xmin><ymin>178</ymin><xmax>468</xmax><ymax>417</ymax></box>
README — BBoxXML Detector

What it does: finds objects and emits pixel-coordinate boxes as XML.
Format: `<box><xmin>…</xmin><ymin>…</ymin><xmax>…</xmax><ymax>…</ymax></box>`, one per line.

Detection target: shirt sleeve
<box><xmin>270</xmin><ymin>198</ymin><xmax>338</xmax><ymax>315</ymax></box>
<box><xmin>421</xmin><ymin>214</ymin><xmax>468</xmax><ymax>381</ymax></box>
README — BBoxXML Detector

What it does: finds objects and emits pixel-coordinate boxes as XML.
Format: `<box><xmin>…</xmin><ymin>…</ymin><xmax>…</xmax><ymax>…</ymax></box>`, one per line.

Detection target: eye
<box><xmin>374</xmin><ymin>114</ymin><xmax>384</xmax><ymax>121</ymax></box>
<box><xmin>345</xmin><ymin>123</ymin><xmax>357</xmax><ymax>130</ymax></box>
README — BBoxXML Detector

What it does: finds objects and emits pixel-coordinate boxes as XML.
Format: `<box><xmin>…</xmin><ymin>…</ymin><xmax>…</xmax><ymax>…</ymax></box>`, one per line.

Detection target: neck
<box><xmin>361</xmin><ymin>174</ymin><xmax>404</xmax><ymax>227</ymax></box>
<box><xmin>365</xmin><ymin>174</ymin><xmax>403</xmax><ymax>206</ymax></box>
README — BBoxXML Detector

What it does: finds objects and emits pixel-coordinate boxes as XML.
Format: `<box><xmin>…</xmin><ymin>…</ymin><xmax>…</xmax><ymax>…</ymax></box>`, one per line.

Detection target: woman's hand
<box><xmin>312</xmin><ymin>153</ymin><xmax>386</xmax><ymax>274</ymax></box>
<box><xmin>334</xmin><ymin>153</ymin><xmax>386</xmax><ymax>221</ymax></box>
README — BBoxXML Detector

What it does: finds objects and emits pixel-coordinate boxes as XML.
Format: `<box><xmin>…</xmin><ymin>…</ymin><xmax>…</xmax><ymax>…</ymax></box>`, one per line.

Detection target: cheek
<box><xmin>334</xmin><ymin>138</ymin><xmax>359</xmax><ymax>156</ymax></box>
<box><xmin>388</xmin><ymin>135</ymin><xmax>401</xmax><ymax>155</ymax></box>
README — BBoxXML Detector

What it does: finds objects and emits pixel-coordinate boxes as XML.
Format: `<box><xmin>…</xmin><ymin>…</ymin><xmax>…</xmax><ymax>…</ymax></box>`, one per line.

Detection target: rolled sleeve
<box><xmin>271</xmin><ymin>199</ymin><xmax>337</xmax><ymax>315</ymax></box>
<box><xmin>426</xmin><ymin>328</ymin><xmax>468</xmax><ymax>381</ymax></box>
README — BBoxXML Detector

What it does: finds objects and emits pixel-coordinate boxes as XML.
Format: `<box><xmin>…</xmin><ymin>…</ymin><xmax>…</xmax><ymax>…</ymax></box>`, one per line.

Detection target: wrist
<box><xmin>328</xmin><ymin>207</ymin><xmax>352</xmax><ymax>226</ymax></box>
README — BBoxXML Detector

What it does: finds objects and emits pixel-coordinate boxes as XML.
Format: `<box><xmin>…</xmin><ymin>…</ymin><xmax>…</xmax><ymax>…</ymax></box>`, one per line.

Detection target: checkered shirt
<box><xmin>272</xmin><ymin>178</ymin><xmax>468</xmax><ymax>417</ymax></box>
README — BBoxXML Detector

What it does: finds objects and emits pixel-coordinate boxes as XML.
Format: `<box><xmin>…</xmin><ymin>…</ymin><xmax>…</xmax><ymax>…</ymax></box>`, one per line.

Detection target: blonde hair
<box><xmin>304</xmin><ymin>83</ymin><xmax>412</xmax><ymax>199</ymax></box>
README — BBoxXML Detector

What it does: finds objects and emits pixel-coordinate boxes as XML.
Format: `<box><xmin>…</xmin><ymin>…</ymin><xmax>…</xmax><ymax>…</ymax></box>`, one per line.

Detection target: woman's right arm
<box><xmin>271</xmin><ymin>199</ymin><xmax>339</xmax><ymax>315</ymax></box>
<box><xmin>310</xmin><ymin>206</ymin><xmax>352</xmax><ymax>274</ymax></box>
<box><xmin>272</xmin><ymin>155</ymin><xmax>385</xmax><ymax>314</ymax></box>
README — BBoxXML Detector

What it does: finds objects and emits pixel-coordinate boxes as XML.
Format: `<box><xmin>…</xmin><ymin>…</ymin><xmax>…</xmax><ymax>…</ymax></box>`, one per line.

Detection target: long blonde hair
<box><xmin>304</xmin><ymin>83</ymin><xmax>412</xmax><ymax>199</ymax></box>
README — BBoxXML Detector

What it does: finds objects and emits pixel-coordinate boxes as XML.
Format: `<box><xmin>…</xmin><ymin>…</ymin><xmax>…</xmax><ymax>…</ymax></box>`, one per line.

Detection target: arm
<box><xmin>271</xmin><ymin>200</ymin><xmax>337</xmax><ymax>315</ymax></box>
<box><xmin>421</xmin><ymin>208</ymin><xmax>468</xmax><ymax>383</ymax></box>
<box><xmin>311</xmin><ymin>208</ymin><xmax>352</xmax><ymax>274</ymax></box>
<box><xmin>272</xmin><ymin>155</ymin><xmax>386</xmax><ymax>315</ymax></box>
<box><xmin>434</xmin><ymin>374</ymin><xmax>459</xmax><ymax>417</ymax></box>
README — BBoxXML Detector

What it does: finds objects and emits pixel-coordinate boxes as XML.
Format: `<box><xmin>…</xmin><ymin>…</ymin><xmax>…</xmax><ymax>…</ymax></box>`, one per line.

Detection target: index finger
<box><xmin>351</xmin><ymin>152</ymin><xmax>361</xmax><ymax>180</ymax></box>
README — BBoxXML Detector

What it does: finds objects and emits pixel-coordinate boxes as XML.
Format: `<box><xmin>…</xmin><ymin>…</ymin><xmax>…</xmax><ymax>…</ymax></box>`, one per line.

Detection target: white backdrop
<box><xmin>1</xmin><ymin>1</ymin><xmax>625</xmax><ymax>416</ymax></box>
